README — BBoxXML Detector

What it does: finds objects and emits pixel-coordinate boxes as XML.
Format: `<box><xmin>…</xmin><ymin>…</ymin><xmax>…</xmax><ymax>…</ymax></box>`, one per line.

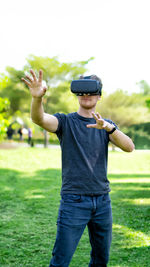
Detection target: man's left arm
<box><xmin>108</xmin><ymin>129</ymin><xmax>135</xmax><ymax>152</ymax></box>
<box><xmin>86</xmin><ymin>112</ymin><xmax>135</xmax><ymax>152</ymax></box>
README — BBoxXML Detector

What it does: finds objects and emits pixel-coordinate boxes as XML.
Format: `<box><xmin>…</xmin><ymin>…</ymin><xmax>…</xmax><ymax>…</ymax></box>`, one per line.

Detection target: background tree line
<box><xmin>0</xmin><ymin>55</ymin><xmax>150</xmax><ymax>148</ymax></box>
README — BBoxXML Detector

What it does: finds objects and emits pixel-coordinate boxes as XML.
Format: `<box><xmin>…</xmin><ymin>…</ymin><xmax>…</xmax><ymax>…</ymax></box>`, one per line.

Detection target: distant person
<box><xmin>18</xmin><ymin>127</ymin><xmax>23</xmax><ymax>141</ymax></box>
<box><xmin>22</xmin><ymin>69</ymin><xmax>135</xmax><ymax>267</ymax></box>
<box><xmin>28</xmin><ymin>128</ymin><xmax>32</xmax><ymax>144</ymax></box>
<box><xmin>7</xmin><ymin>126</ymin><xmax>14</xmax><ymax>140</ymax></box>
<box><xmin>28</xmin><ymin>128</ymin><xmax>34</xmax><ymax>146</ymax></box>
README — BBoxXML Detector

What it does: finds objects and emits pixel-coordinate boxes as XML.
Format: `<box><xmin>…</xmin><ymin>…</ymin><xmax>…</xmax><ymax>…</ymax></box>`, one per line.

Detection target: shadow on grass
<box><xmin>0</xmin><ymin>167</ymin><xmax>62</xmax><ymax>266</ymax></box>
<box><xmin>0</xmin><ymin>168</ymin><xmax>150</xmax><ymax>266</ymax></box>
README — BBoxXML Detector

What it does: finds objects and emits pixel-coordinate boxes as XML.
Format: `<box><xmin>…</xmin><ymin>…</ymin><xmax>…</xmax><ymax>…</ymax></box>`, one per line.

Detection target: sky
<box><xmin>0</xmin><ymin>0</ymin><xmax>150</xmax><ymax>94</ymax></box>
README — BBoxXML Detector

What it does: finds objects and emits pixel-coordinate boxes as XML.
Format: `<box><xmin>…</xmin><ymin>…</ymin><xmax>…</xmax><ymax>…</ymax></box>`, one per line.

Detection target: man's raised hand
<box><xmin>21</xmin><ymin>69</ymin><xmax>47</xmax><ymax>98</ymax></box>
<box><xmin>86</xmin><ymin>112</ymin><xmax>110</xmax><ymax>130</ymax></box>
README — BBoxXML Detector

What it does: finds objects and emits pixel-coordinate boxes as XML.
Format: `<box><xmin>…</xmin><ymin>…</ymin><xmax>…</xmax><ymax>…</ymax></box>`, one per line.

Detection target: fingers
<box><xmin>30</xmin><ymin>69</ymin><xmax>37</xmax><ymax>81</ymax></box>
<box><xmin>25</xmin><ymin>74</ymin><xmax>33</xmax><ymax>83</ymax></box>
<box><xmin>21</xmin><ymin>78</ymin><xmax>31</xmax><ymax>87</ymax></box>
<box><xmin>86</xmin><ymin>124</ymin><xmax>97</xmax><ymax>128</ymax></box>
<box><xmin>96</xmin><ymin>112</ymin><xmax>102</xmax><ymax>119</ymax></box>
<box><xmin>21</xmin><ymin>69</ymin><xmax>43</xmax><ymax>86</ymax></box>
<box><xmin>38</xmin><ymin>69</ymin><xmax>43</xmax><ymax>83</ymax></box>
<box><xmin>43</xmin><ymin>86</ymin><xmax>47</xmax><ymax>94</ymax></box>
<box><xmin>91</xmin><ymin>112</ymin><xmax>98</xmax><ymax>120</ymax></box>
<box><xmin>91</xmin><ymin>112</ymin><xmax>102</xmax><ymax>121</ymax></box>
<box><xmin>88</xmin><ymin>112</ymin><xmax>105</xmax><ymax>130</ymax></box>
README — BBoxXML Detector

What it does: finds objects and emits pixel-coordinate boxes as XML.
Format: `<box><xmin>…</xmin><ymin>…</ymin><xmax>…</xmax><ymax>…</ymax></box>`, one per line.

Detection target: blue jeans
<box><xmin>49</xmin><ymin>193</ymin><xmax>112</xmax><ymax>267</ymax></box>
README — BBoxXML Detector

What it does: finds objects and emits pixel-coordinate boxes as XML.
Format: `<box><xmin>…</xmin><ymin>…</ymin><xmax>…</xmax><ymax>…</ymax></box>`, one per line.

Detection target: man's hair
<box><xmin>79</xmin><ymin>74</ymin><xmax>103</xmax><ymax>89</ymax></box>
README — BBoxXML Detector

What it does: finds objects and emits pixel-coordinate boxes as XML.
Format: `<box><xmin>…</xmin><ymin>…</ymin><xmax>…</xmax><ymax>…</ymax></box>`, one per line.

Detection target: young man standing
<box><xmin>22</xmin><ymin>70</ymin><xmax>134</xmax><ymax>267</ymax></box>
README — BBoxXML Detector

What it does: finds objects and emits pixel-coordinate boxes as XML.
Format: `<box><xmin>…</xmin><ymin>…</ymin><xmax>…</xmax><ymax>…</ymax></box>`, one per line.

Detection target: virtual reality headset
<box><xmin>71</xmin><ymin>76</ymin><xmax>102</xmax><ymax>96</ymax></box>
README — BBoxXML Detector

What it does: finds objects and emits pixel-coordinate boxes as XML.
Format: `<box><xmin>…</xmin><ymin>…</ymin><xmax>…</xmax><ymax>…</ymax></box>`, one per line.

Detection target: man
<box><xmin>22</xmin><ymin>70</ymin><xmax>134</xmax><ymax>267</ymax></box>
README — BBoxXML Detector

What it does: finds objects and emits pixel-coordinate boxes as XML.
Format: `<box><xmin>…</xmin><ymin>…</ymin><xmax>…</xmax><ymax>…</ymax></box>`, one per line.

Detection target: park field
<box><xmin>0</xmin><ymin>147</ymin><xmax>150</xmax><ymax>267</ymax></box>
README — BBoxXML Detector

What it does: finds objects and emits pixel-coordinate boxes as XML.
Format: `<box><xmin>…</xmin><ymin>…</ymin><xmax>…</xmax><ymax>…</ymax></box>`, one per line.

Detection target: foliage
<box><xmin>0</xmin><ymin>55</ymin><xmax>91</xmax><ymax>133</ymax></box>
<box><xmin>23</xmin><ymin>55</ymin><xmax>92</xmax><ymax>114</ymax></box>
<box><xmin>0</xmin><ymin>97</ymin><xmax>10</xmax><ymax>140</ymax></box>
<box><xmin>124</xmin><ymin>122</ymin><xmax>150</xmax><ymax>149</ymax></box>
<box><xmin>145</xmin><ymin>97</ymin><xmax>150</xmax><ymax>110</ymax></box>
<box><xmin>0</xmin><ymin>68</ymin><xmax>31</xmax><ymax>114</ymax></box>
<box><xmin>137</xmin><ymin>80</ymin><xmax>150</xmax><ymax>95</ymax></box>
<box><xmin>137</xmin><ymin>80</ymin><xmax>150</xmax><ymax>111</ymax></box>
<box><xmin>97</xmin><ymin>89</ymin><xmax>150</xmax><ymax>149</ymax></box>
<box><xmin>0</xmin><ymin>97</ymin><xmax>10</xmax><ymax>113</ymax></box>
<box><xmin>0</xmin><ymin>148</ymin><xmax>150</xmax><ymax>266</ymax></box>
<box><xmin>0</xmin><ymin>55</ymin><xmax>92</xmax><ymax>144</ymax></box>
<box><xmin>96</xmin><ymin>89</ymin><xmax>150</xmax><ymax>128</ymax></box>
<box><xmin>0</xmin><ymin>55</ymin><xmax>150</xmax><ymax>147</ymax></box>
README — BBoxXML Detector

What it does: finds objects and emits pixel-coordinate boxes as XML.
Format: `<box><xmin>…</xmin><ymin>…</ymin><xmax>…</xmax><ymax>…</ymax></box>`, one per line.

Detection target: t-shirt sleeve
<box><xmin>53</xmin><ymin>113</ymin><xmax>66</xmax><ymax>139</ymax></box>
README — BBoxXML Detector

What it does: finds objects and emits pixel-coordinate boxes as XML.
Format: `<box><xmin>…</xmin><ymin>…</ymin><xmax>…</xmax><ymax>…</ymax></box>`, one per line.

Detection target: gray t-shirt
<box><xmin>54</xmin><ymin>112</ymin><xmax>117</xmax><ymax>195</ymax></box>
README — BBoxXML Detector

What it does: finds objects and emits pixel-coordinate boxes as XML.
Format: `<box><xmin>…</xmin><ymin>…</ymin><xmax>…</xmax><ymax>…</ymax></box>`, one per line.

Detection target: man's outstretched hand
<box><xmin>86</xmin><ymin>112</ymin><xmax>113</xmax><ymax>131</ymax></box>
<box><xmin>21</xmin><ymin>69</ymin><xmax>47</xmax><ymax>98</ymax></box>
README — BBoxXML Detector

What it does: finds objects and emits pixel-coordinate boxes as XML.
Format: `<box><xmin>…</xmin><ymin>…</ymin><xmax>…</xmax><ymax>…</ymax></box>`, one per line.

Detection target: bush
<box><xmin>125</xmin><ymin>122</ymin><xmax>150</xmax><ymax>149</ymax></box>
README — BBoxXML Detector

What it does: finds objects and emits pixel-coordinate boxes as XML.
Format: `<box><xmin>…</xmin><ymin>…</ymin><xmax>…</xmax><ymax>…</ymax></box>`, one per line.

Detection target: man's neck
<box><xmin>77</xmin><ymin>107</ymin><xmax>96</xmax><ymax>118</ymax></box>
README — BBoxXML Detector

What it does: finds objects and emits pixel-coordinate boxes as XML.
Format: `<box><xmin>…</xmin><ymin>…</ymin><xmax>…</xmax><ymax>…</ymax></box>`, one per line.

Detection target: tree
<box><xmin>146</xmin><ymin>98</ymin><xmax>150</xmax><ymax>109</ymax></box>
<box><xmin>96</xmin><ymin>88</ymin><xmax>150</xmax><ymax>149</ymax></box>
<box><xmin>137</xmin><ymin>80</ymin><xmax>150</xmax><ymax>114</ymax></box>
<box><xmin>0</xmin><ymin>55</ymin><xmax>93</xmax><ymax>146</ymax></box>
<box><xmin>0</xmin><ymin>69</ymin><xmax>31</xmax><ymax>115</ymax></box>
<box><xmin>24</xmin><ymin>55</ymin><xmax>93</xmax><ymax>114</ymax></box>
<box><xmin>0</xmin><ymin>97</ymin><xmax>10</xmax><ymax>140</ymax></box>
<box><xmin>137</xmin><ymin>80</ymin><xmax>150</xmax><ymax>95</ymax></box>
<box><xmin>96</xmin><ymin>89</ymin><xmax>150</xmax><ymax>129</ymax></box>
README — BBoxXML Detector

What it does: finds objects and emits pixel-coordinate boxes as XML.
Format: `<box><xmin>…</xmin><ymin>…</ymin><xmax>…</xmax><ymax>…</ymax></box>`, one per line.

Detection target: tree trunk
<box><xmin>111</xmin><ymin>144</ymin><xmax>116</xmax><ymax>151</ymax></box>
<box><xmin>43</xmin><ymin>130</ymin><xmax>49</xmax><ymax>148</ymax></box>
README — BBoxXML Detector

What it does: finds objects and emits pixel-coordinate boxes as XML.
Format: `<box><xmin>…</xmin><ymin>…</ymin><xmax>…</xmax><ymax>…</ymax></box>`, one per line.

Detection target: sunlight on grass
<box><xmin>3</xmin><ymin>186</ymin><xmax>13</xmax><ymax>191</ymax></box>
<box><xmin>0</xmin><ymin>147</ymin><xmax>61</xmax><ymax>171</ymax></box>
<box><xmin>113</xmin><ymin>224</ymin><xmax>150</xmax><ymax>248</ymax></box>
<box><xmin>111</xmin><ymin>187</ymin><xmax>150</xmax><ymax>194</ymax></box>
<box><xmin>22</xmin><ymin>176</ymin><xmax>50</xmax><ymax>181</ymax></box>
<box><xmin>26</xmin><ymin>195</ymin><xmax>45</xmax><ymax>199</ymax></box>
<box><xmin>122</xmin><ymin>198</ymin><xmax>150</xmax><ymax>205</ymax></box>
<box><xmin>24</xmin><ymin>189</ymin><xmax>46</xmax><ymax>199</ymax></box>
<box><xmin>111</xmin><ymin>178</ymin><xmax>150</xmax><ymax>183</ymax></box>
<box><xmin>108</xmin><ymin>150</ymin><xmax>150</xmax><ymax>174</ymax></box>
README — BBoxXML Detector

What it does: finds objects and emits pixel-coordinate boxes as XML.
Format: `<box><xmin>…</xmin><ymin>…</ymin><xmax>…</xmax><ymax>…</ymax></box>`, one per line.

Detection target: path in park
<box><xmin>0</xmin><ymin>141</ymin><xmax>60</xmax><ymax>149</ymax></box>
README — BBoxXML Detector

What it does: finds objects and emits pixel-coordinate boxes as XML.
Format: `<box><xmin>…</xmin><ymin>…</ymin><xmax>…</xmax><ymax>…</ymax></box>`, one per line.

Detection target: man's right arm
<box><xmin>22</xmin><ymin>69</ymin><xmax>58</xmax><ymax>133</ymax></box>
<box><xmin>31</xmin><ymin>97</ymin><xmax>58</xmax><ymax>133</ymax></box>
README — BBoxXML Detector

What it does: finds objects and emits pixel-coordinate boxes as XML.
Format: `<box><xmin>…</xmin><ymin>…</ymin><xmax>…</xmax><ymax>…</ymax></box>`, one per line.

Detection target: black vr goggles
<box><xmin>71</xmin><ymin>76</ymin><xmax>102</xmax><ymax>96</ymax></box>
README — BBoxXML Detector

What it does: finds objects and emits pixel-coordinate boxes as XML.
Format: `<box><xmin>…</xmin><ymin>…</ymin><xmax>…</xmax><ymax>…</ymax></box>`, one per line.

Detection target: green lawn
<box><xmin>0</xmin><ymin>147</ymin><xmax>150</xmax><ymax>267</ymax></box>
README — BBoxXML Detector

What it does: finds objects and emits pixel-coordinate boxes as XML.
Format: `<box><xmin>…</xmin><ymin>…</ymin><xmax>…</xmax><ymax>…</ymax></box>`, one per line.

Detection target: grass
<box><xmin>0</xmin><ymin>147</ymin><xmax>150</xmax><ymax>267</ymax></box>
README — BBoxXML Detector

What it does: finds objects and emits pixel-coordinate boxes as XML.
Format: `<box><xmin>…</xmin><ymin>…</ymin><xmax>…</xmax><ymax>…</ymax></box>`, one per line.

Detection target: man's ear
<box><xmin>98</xmin><ymin>95</ymin><xmax>101</xmax><ymax>101</ymax></box>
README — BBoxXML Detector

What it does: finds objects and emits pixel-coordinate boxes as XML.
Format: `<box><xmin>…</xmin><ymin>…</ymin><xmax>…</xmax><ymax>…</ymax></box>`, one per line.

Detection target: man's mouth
<box><xmin>82</xmin><ymin>98</ymin><xmax>91</xmax><ymax>101</ymax></box>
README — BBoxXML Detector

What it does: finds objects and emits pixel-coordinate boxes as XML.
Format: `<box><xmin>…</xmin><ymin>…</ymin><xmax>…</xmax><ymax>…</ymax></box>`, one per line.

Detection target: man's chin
<box><xmin>80</xmin><ymin>103</ymin><xmax>96</xmax><ymax>110</ymax></box>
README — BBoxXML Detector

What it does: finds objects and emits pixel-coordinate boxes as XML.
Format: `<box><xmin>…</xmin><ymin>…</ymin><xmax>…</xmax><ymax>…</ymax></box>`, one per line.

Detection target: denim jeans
<box><xmin>49</xmin><ymin>193</ymin><xmax>112</xmax><ymax>267</ymax></box>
